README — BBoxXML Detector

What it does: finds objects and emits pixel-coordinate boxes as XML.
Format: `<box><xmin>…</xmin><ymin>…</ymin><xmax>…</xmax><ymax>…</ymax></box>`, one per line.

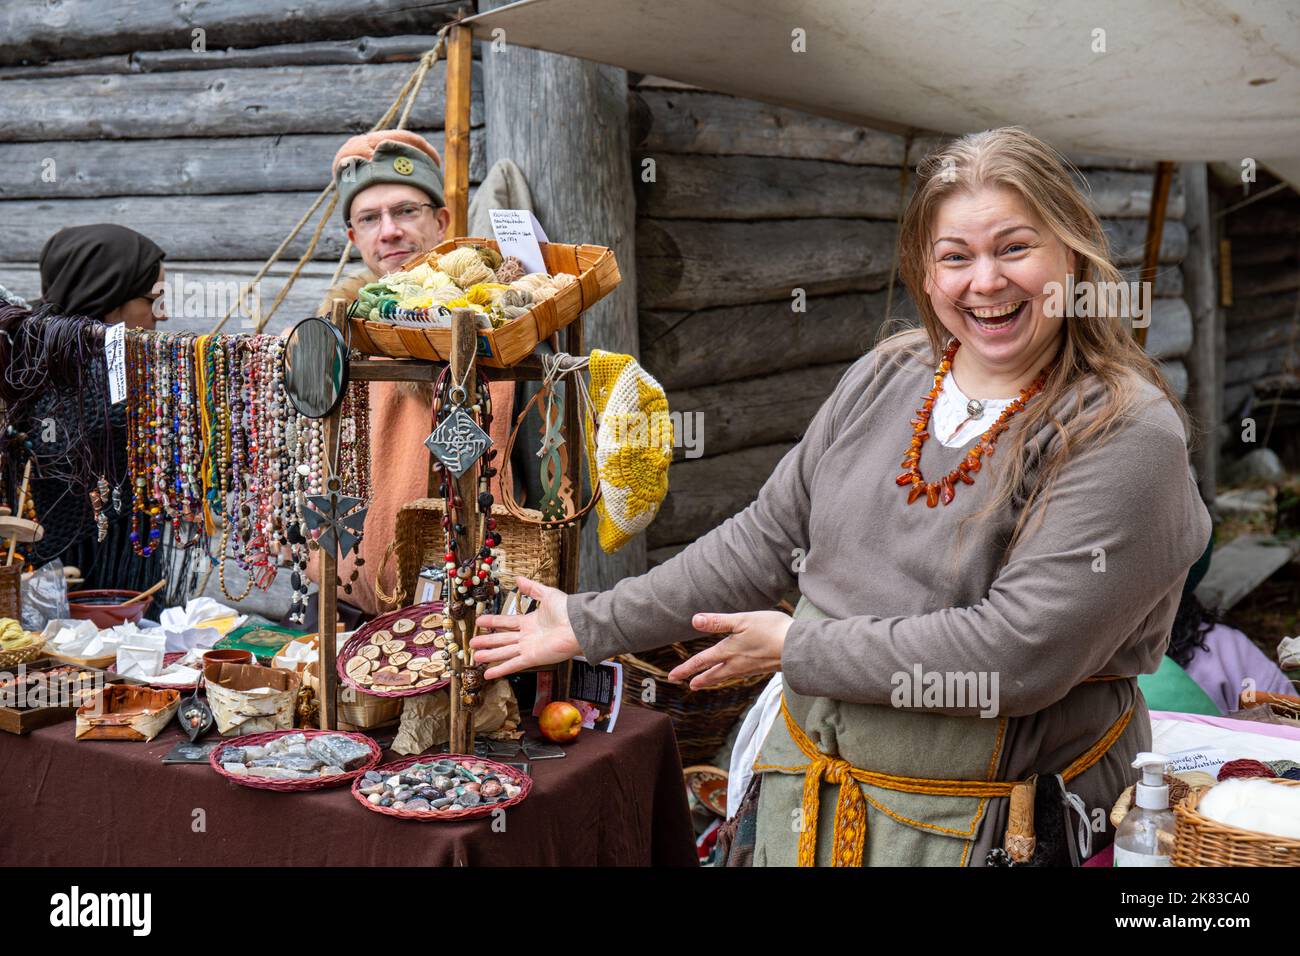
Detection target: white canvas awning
<box><xmin>464</xmin><ymin>0</ymin><xmax>1300</xmax><ymax>187</ymax></box>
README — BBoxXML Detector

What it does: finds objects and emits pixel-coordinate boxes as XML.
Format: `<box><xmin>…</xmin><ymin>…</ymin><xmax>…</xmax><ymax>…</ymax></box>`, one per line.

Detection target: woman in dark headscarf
<box><xmin>39</xmin><ymin>223</ymin><xmax>167</xmax><ymax>327</ymax></box>
<box><xmin>20</xmin><ymin>224</ymin><xmax>169</xmax><ymax>594</ymax></box>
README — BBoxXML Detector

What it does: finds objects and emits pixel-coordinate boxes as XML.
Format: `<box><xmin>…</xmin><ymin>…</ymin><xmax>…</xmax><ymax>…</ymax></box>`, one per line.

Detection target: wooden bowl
<box><xmin>67</xmin><ymin>589</ymin><xmax>148</xmax><ymax>629</ymax></box>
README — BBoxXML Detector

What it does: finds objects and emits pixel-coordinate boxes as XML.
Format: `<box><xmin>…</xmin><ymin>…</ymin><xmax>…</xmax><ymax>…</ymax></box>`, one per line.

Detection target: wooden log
<box><xmin>638</xmin><ymin>217</ymin><xmax>899</xmax><ymax>310</ymax></box>
<box><xmin>1157</xmin><ymin>360</ymin><xmax>1188</xmax><ymax>402</ymax></box>
<box><xmin>483</xmin><ymin>0</ymin><xmax>644</xmax><ymax>591</ymax></box>
<box><xmin>1121</xmin><ymin>264</ymin><xmax>1183</xmax><ymax>299</ymax></box>
<box><xmin>1225</xmin><ymin>313</ymin><xmax>1300</xmax><ymax>359</ymax></box>
<box><xmin>0</xmin><ymin>62</ymin><xmax>481</xmax><ymax>141</ymax></box>
<box><xmin>1234</xmin><ymin>264</ymin><xmax>1300</xmax><ymax>299</ymax></box>
<box><xmin>649</xmin><ymin>442</ymin><xmax>794</xmax><ymax>550</ymax></box>
<box><xmin>1226</xmin><ymin>198</ymin><xmax>1300</xmax><ymax>237</ymax></box>
<box><xmin>631</xmin><ymin>89</ymin><xmax>906</xmax><ymax>165</ymax></box>
<box><xmin>0</xmin><ymin>129</ymin><xmax>486</xmax><ymax>199</ymax></box>
<box><xmin>1229</xmin><ymin>234</ymin><xmax>1300</xmax><ymax>267</ymax></box>
<box><xmin>637</xmin><ymin>155</ymin><xmax>1183</xmax><ymax>221</ymax></box>
<box><xmin>0</xmin><ymin>35</ymin><xmax>452</xmax><ymax>80</ymax></box>
<box><xmin>0</xmin><ymin>259</ymin><xmax>350</xmax><ymax>335</ymax></box>
<box><xmin>1144</xmin><ymin>298</ymin><xmax>1194</xmax><ymax>360</ymax></box>
<box><xmin>1225</xmin><ymin>350</ymin><xmax>1295</xmax><ymax>386</ymax></box>
<box><xmin>667</xmin><ymin>362</ymin><xmax>848</xmax><ymax>461</ymax></box>
<box><xmin>1180</xmin><ymin>163</ymin><xmax>1219</xmax><ymax>503</ymax></box>
<box><xmin>0</xmin><ymin>190</ymin><xmax>491</xmax><ymax>261</ymax></box>
<box><xmin>643</xmin><ymin>292</ymin><xmax>897</xmax><ymax>391</ymax></box>
<box><xmin>637</xmin><ymin>217</ymin><xmax>1186</xmax><ymax>311</ymax></box>
<box><xmin>0</xmin><ymin>0</ymin><xmax>471</xmax><ymax>66</ymax></box>
<box><xmin>637</xmin><ymin>154</ymin><xmax>904</xmax><ymax>220</ymax></box>
<box><xmin>1228</xmin><ymin>290</ymin><xmax>1300</xmax><ymax>324</ymax></box>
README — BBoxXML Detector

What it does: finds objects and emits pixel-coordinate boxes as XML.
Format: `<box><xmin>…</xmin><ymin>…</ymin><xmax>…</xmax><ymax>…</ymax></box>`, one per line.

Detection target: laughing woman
<box><xmin>472</xmin><ymin>128</ymin><xmax>1212</xmax><ymax>866</ymax></box>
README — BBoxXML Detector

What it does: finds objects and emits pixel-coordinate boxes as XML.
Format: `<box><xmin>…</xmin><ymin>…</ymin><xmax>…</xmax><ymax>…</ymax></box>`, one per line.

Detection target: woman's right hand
<box><xmin>471</xmin><ymin>576</ymin><xmax>582</xmax><ymax>680</ymax></box>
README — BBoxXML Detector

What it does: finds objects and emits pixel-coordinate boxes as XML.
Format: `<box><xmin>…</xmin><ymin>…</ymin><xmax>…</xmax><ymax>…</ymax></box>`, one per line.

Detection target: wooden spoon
<box><xmin>120</xmin><ymin>578</ymin><xmax>168</xmax><ymax>607</ymax></box>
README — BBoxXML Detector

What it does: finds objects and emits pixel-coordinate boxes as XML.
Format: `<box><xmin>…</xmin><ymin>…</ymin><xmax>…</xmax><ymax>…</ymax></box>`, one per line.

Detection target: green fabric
<box><xmin>752</xmin><ymin>595</ymin><xmax>999</xmax><ymax>866</ymax></box>
<box><xmin>336</xmin><ymin>140</ymin><xmax>444</xmax><ymax>223</ymax></box>
<box><xmin>1137</xmin><ymin>655</ymin><xmax>1221</xmax><ymax>715</ymax></box>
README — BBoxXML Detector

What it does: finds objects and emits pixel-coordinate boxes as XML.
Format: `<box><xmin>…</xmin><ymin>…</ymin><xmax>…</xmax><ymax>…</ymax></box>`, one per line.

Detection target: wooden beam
<box><xmin>642</xmin><ymin>292</ymin><xmax>896</xmax><ymax>391</ymax></box>
<box><xmin>447</xmin><ymin>309</ymin><xmax>480</xmax><ymax>754</ymax></box>
<box><xmin>666</xmin><ymin>362</ymin><xmax>849</xmax><ymax>460</ymax></box>
<box><xmin>1181</xmin><ymin>163</ymin><xmax>1219</xmax><ymax>503</ymax></box>
<box><xmin>482</xmin><ymin>0</ymin><xmax>643</xmax><ymax>592</ymax></box>
<box><xmin>637</xmin><ymin>217</ymin><xmax>1188</xmax><ymax>311</ymax></box>
<box><xmin>1136</xmin><ymin>161</ymin><xmax>1177</xmax><ymax>350</ymax></box>
<box><xmin>0</xmin><ymin>0</ymin><xmax>472</xmax><ymax>67</ymax></box>
<box><xmin>636</xmin><ymin>155</ymin><xmax>1184</xmax><ymax>221</ymax></box>
<box><xmin>0</xmin><ymin>62</ymin><xmax>481</xmax><ymax>141</ymax></box>
<box><xmin>649</xmin><ymin>442</ymin><xmax>794</xmax><ymax>550</ymax></box>
<box><xmin>443</xmin><ymin>25</ymin><xmax>474</xmax><ymax>239</ymax></box>
<box><xmin>0</xmin><ymin>35</ymin><xmax>454</xmax><ymax>80</ymax></box>
<box><xmin>0</xmin><ymin>129</ymin><xmax>485</xmax><ymax>199</ymax></box>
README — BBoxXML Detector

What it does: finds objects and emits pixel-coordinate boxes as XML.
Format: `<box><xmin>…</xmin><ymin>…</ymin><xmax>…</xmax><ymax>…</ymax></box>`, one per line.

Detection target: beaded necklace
<box><xmin>895</xmin><ymin>339</ymin><xmax>1054</xmax><ymax>508</ymax></box>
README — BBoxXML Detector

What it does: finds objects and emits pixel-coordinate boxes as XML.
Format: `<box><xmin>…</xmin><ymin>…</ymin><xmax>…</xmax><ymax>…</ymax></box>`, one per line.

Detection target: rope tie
<box><xmin>763</xmin><ymin>692</ymin><xmax>1135</xmax><ymax>867</ymax></box>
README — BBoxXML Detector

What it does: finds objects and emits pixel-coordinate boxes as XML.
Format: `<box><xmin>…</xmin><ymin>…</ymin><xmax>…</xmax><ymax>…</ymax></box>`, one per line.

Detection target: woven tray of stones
<box><xmin>210</xmin><ymin>729</ymin><xmax>383</xmax><ymax>792</ymax></box>
<box><xmin>336</xmin><ymin>601</ymin><xmax>455</xmax><ymax>698</ymax></box>
<box><xmin>352</xmin><ymin>753</ymin><xmax>533</xmax><ymax>821</ymax></box>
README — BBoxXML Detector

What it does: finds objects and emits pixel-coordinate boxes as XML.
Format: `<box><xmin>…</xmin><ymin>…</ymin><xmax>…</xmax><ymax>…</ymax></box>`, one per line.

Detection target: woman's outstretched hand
<box><xmin>668</xmin><ymin>610</ymin><xmax>792</xmax><ymax>690</ymax></box>
<box><xmin>471</xmin><ymin>576</ymin><xmax>582</xmax><ymax>680</ymax></box>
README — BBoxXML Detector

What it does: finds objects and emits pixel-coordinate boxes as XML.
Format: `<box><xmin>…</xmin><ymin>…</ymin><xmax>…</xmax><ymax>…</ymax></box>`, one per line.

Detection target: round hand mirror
<box><xmin>284</xmin><ymin>316</ymin><xmax>349</xmax><ymax>418</ymax></box>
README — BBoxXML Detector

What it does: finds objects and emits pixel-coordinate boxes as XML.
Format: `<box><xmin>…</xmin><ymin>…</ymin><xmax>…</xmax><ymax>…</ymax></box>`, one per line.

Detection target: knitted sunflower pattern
<box><xmin>584</xmin><ymin>350</ymin><xmax>674</xmax><ymax>553</ymax></box>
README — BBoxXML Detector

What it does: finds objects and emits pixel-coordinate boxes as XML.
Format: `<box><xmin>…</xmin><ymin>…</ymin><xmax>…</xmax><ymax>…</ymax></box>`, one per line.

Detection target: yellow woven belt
<box><xmin>756</xmin><ymin>692</ymin><xmax>1135</xmax><ymax>867</ymax></box>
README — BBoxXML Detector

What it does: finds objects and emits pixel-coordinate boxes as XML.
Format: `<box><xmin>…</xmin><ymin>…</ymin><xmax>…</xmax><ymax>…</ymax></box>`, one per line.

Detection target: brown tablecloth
<box><xmin>0</xmin><ymin>702</ymin><xmax>698</xmax><ymax>866</ymax></box>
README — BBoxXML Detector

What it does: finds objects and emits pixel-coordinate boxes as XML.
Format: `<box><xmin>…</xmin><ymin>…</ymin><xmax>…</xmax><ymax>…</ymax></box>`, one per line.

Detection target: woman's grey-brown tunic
<box><xmin>567</xmin><ymin>337</ymin><xmax>1212</xmax><ymax>865</ymax></box>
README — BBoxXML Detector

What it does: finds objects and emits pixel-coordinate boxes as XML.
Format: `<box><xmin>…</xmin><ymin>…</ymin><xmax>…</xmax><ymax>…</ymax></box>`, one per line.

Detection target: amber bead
<box><xmin>940</xmin><ymin>475</ymin><xmax>955</xmax><ymax>505</ymax></box>
<box><xmin>895</xmin><ymin>472</ymin><xmax>916</xmax><ymax>486</ymax></box>
<box><xmin>925</xmin><ymin>484</ymin><xmax>939</xmax><ymax>508</ymax></box>
<box><xmin>906</xmin><ymin>482</ymin><xmax>926</xmax><ymax>505</ymax></box>
<box><xmin>955</xmin><ymin>469</ymin><xmax>975</xmax><ymax>485</ymax></box>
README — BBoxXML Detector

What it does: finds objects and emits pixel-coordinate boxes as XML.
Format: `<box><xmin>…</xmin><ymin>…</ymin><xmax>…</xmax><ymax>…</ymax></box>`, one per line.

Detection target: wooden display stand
<box><xmin>315</xmin><ymin>301</ymin><xmax>584</xmax><ymax>751</ymax></box>
<box><xmin>315</xmin><ymin>23</ymin><xmax>580</xmax><ymax>749</ymax></box>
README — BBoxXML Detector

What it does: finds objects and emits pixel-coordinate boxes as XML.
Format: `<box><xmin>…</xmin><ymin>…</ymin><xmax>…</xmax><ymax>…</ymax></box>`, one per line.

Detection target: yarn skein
<box><xmin>437</xmin><ymin>246</ymin><xmax>495</xmax><ymax>288</ymax></box>
<box><xmin>1217</xmin><ymin>758</ymin><xmax>1276</xmax><ymax>781</ymax></box>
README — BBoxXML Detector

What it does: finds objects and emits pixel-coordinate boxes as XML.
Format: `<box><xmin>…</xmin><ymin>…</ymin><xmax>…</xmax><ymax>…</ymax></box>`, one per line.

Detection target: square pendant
<box><xmin>424</xmin><ymin>406</ymin><xmax>492</xmax><ymax>478</ymax></box>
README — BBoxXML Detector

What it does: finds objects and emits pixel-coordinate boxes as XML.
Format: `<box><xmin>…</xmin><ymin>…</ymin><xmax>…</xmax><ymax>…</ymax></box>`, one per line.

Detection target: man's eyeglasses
<box><xmin>348</xmin><ymin>201</ymin><xmax>436</xmax><ymax>233</ymax></box>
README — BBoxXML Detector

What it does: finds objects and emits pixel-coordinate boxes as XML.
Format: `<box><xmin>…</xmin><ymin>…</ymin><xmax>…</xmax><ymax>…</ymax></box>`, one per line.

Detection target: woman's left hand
<box><xmin>667</xmin><ymin>610</ymin><xmax>792</xmax><ymax>690</ymax></box>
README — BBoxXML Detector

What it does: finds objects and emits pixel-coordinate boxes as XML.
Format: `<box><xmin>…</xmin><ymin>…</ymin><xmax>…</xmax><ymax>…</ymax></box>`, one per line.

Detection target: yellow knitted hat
<box><xmin>584</xmin><ymin>350</ymin><xmax>673</xmax><ymax>553</ymax></box>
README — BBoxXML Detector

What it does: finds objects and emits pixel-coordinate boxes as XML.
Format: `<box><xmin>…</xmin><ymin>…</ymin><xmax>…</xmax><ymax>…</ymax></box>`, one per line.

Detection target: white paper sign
<box><xmin>489</xmin><ymin>209</ymin><xmax>548</xmax><ymax>276</ymax></box>
<box><xmin>104</xmin><ymin>322</ymin><xmax>126</xmax><ymax>404</ymax></box>
<box><xmin>1165</xmin><ymin>747</ymin><xmax>1230</xmax><ymax>778</ymax></box>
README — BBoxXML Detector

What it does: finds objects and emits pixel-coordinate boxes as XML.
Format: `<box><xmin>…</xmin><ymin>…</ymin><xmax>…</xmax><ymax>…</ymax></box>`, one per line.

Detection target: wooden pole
<box><xmin>447</xmin><ymin>308</ymin><xmax>480</xmax><ymax>754</ymax></box>
<box><xmin>317</xmin><ymin>298</ymin><xmax>348</xmax><ymax>731</ymax></box>
<box><xmin>1136</xmin><ymin>161</ymin><xmax>1176</xmax><ymax>351</ymax></box>
<box><xmin>1181</xmin><ymin>163</ymin><xmax>1219</xmax><ymax>505</ymax></box>
<box><xmin>5</xmin><ymin>460</ymin><xmax>31</xmax><ymax>567</ymax></box>
<box><xmin>444</xmin><ymin>24</ymin><xmax>473</xmax><ymax>240</ymax></box>
<box><xmin>481</xmin><ymin>0</ymin><xmax>644</xmax><ymax>591</ymax></box>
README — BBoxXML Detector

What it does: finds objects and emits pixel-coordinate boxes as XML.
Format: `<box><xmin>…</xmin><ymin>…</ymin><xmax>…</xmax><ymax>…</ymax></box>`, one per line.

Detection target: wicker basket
<box><xmin>0</xmin><ymin>642</ymin><xmax>45</xmax><ymax>669</ymax></box>
<box><xmin>619</xmin><ymin>638</ymin><xmax>768</xmax><ymax>767</ymax></box>
<box><xmin>378</xmin><ymin>498</ymin><xmax>561</xmax><ymax>611</ymax></box>
<box><xmin>1172</xmin><ymin>779</ymin><xmax>1300</xmax><ymax>866</ymax></box>
<box><xmin>303</xmin><ymin>660</ymin><xmax>404</xmax><ymax>730</ymax></box>
<box><xmin>0</xmin><ymin>565</ymin><xmax>20</xmax><ymax>620</ymax></box>
<box><xmin>351</xmin><ymin>752</ymin><xmax>533</xmax><ymax>821</ymax></box>
<box><xmin>347</xmin><ymin>238</ymin><xmax>620</xmax><ymax>368</ymax></box>
<box><xmin>210</xmin><ymin>728</ymin><xmax>382</xmax><ymax>792</ymax></box>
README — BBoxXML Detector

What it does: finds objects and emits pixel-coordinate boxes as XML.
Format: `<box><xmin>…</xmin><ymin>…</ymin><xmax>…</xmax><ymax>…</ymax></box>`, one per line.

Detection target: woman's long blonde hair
<box><xmin>877</xmin><ymin>127</ymin><xmax>1191</xmax><ymax>555</ymax></box>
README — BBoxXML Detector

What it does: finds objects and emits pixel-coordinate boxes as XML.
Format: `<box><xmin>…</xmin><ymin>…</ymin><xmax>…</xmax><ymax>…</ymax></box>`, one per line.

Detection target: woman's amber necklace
<box><xmin>895</xmin><ymin>339</ymin><xmax>1053</xmax><ymax>507</ymax></box>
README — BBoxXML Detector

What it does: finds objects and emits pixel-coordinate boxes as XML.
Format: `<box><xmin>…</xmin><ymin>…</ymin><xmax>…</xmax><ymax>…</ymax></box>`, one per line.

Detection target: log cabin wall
<box><xmin>631</xmin><ymin>79</ymin><xmax>1196</xmax><ymax>565</ymax></box>
<box><xmin>1218</xmin><ymin>173</ymin><xmax>1300</xmax><ymax>423</ymax></box>
<box><xmin>0</xmin><ymin>1</ymin><xmax>480</xmax><ymax>334</ymax></box>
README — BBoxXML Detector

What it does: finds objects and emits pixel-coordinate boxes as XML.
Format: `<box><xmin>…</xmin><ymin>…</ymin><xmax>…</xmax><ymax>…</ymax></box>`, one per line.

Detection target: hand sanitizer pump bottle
<box><xmin>1113</xmin><ymin>752</ymin><xmax>1176</xmax><ymax>866</ymax></box>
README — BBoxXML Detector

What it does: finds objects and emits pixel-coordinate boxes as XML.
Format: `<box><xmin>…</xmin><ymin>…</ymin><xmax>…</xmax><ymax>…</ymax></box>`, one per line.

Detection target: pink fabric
<box><xmin>1084</xmin><ymin>844</ymin><xmax>1114</xmax><ymax>867</ymax></box>
<box><xmin>1149</xmin><ymin>710</ymin><xmax>1300</xmax><ymax>742</ymax></box>
<box><xmin>1181</xmin><ymin>623</ymin><xmax>1296</xmax><ymax>713</ymax></box>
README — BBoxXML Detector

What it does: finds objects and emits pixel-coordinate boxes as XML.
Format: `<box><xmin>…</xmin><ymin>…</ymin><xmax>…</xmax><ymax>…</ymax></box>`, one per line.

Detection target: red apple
<box><xmin>538</xmin><ymin>700</ymin><xmax>583</xmax><ymax>743</ymax></box>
